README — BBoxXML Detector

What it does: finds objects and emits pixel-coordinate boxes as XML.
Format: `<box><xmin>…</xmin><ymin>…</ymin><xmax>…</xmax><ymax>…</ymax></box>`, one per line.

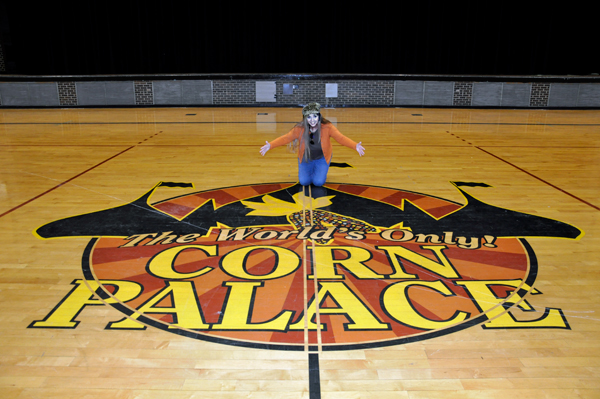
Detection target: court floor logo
<box><xmin>31</xmin><ymin>181</ymin><xmax>582</xmax><ymax>351</ymax></box>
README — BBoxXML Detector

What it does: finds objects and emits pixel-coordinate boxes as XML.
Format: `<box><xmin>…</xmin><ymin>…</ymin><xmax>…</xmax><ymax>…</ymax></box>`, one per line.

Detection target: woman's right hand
<box><xmin>260</xmin><ymin>141</ymin><xmax>271</xmax><ymax>156</ymax></box>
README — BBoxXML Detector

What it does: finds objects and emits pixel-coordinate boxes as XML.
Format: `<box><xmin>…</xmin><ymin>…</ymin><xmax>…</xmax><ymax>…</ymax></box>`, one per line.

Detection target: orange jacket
<box><xmin>269</xmin><ymin>123</ymin><xmax>357</xmax><ymax>163</ymax></box>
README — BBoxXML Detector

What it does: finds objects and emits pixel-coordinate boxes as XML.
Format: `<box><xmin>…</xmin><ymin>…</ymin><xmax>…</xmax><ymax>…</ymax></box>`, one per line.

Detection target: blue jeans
<box><xmin>298</xmin><ymin>157</ymin><xmax>329</xmax><ymax>187</ymax></box>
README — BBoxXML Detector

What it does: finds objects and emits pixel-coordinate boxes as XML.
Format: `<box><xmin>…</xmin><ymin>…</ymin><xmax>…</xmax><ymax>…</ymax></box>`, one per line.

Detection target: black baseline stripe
<box><xmin>309</xmin><ymin>353</ymin><xmax>321</xmax><ymax>399</ymax></box>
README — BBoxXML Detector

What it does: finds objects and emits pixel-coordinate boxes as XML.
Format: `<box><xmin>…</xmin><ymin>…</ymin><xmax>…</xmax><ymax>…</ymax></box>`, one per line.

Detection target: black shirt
<box><xmin>306</xmin><ymin>129</ymin><xmax>324</xmax><ymax>161</ymax></box>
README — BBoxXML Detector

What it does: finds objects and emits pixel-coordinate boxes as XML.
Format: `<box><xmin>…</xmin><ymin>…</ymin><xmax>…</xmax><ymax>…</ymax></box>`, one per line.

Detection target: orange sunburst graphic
<box><xmin>85</xmin><ymin>183</ymin><xmax>534</xmax><ymax>351</ymax></box>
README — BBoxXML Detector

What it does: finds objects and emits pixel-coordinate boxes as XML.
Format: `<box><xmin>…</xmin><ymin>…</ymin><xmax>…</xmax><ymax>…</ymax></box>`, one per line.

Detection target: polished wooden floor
<box><xmin>0</xmin><ymin>107</ymin><xmax>599</xmax><ymax>398</ymax></box>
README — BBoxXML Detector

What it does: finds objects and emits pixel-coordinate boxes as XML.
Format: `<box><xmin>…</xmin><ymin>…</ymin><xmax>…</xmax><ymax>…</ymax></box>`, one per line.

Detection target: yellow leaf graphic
<box><xmin>242</xmin><ymin>193</ymin><xmax>334</xmax><ymax>217</ymax></box>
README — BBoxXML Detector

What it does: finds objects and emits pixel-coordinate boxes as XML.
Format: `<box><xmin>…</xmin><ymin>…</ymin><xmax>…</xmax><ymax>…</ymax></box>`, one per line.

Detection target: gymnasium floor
<box><xmin>0</xmin><ymin>107</ymin><xmax>599</xmax><ymax>398</ymax></box>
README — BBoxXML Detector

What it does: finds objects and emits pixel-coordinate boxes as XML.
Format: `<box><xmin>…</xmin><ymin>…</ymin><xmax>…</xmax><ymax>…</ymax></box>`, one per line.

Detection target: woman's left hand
<box><xmin>356</xmin><ymin>142</ymin><xmax>365</xmax><ymax>156</ymax></box>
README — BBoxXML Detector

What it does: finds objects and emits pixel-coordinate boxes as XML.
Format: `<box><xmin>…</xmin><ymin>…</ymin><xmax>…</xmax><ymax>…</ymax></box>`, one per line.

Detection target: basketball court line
<box><xmin>0</xmin><ymin>146</ymin><xmax>134</xmax><ymax>218</ymax></box>
<box><xmin>475</xmin><ymin>146</ymin><xmax>600</xmax><ymax>211</ymax></box>
<box><xmin>445</xmin><ymin>130</ymin><xmax>600</xmax><ymax>212</ymax></box>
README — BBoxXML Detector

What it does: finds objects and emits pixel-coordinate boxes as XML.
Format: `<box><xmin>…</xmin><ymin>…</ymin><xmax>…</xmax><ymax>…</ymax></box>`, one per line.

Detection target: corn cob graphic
<box><xmin>242</xmin><ymin>193</ymin><xmax>378</xmax><ymax>244</ymax></box>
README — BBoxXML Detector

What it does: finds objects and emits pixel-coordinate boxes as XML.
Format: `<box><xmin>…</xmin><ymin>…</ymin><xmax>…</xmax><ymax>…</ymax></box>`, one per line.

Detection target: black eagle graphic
<box><xmin>35</xmin><ymin>182</ymin><xmax>582</xmax><ymax>240</ymax></box>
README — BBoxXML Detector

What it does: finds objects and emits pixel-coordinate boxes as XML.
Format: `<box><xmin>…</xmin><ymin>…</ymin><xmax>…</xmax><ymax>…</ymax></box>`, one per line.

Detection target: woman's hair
<box><xmin>287</xmin><ymin>113</ymin><xmax>330</xmax><ymax>158</ymax></box>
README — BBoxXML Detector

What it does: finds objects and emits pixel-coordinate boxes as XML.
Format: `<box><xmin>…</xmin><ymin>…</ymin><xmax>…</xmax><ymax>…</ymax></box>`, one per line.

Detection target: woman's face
<box><xmin>307</xmin><ymin>113</ymin><xmax>319</xmax><ymax>128</ymax></box>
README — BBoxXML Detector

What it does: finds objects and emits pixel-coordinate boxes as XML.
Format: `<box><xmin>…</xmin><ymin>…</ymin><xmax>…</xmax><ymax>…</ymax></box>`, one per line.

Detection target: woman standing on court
<box><xmin>260</xmin><ymin>102</ymin><xmax>365</xmax><ymax>187</ymax></box>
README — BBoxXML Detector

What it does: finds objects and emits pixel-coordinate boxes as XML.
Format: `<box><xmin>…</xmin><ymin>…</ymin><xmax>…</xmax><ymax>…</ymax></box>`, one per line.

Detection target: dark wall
<box><xmin>1</xmin><ymin>3</ymin><xmax>596</xmax><ymax>76</ymax></box>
